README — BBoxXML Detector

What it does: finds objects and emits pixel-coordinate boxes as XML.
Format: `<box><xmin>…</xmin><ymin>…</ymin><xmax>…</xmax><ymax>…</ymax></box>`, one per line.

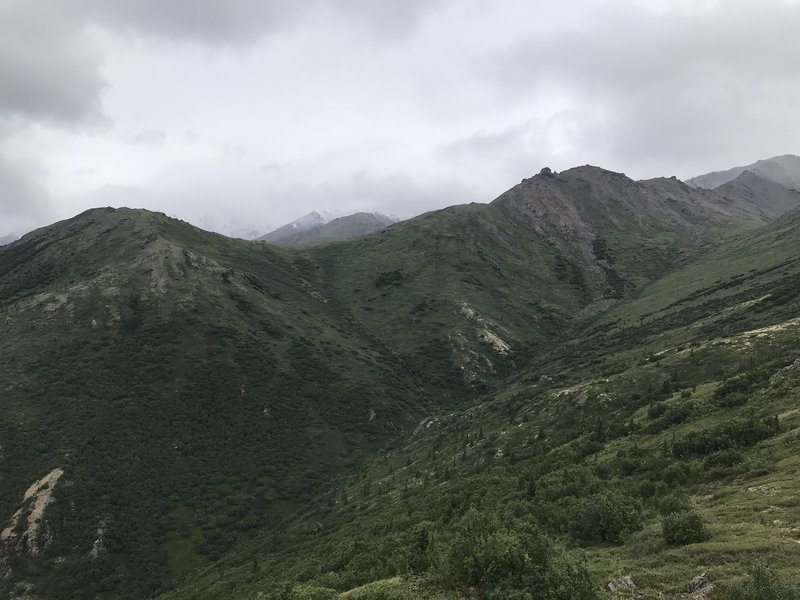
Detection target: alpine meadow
<box><xmin>3</xmin><ymin>161</ymin><xmax>800</xmax><ymax>599</ymax></box>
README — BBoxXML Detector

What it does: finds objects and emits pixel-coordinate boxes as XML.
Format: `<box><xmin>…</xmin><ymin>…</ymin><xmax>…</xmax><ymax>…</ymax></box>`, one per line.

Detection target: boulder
<box><xmin>607</xmin><ymin>575</ymin><xmax>637</xmax><ymax>593</ymax></box>
<box><xmin>688</xmin><ymin>572</ymin><xmax>714</xmax><ymax>598</ymax></box>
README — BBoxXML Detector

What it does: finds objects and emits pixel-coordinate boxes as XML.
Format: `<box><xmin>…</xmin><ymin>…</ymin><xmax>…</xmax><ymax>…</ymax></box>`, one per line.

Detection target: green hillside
<box><xmin>2</xmin><ymin>168</ymin><xmax>800</xmax><ymax>599</ymax></box>
<box><xmin>160</xmin><ymin>202</ymin><xmax>800</xmax><ymax>600</ymax></box>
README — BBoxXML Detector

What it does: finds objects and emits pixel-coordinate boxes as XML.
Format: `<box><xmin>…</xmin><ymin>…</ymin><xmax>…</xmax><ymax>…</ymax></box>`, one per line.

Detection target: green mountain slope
<box><xmin>2</xmin><ymin>167</ymin><xmax>800</xmax><ymax>599</ymax></box>
<box><xmin>0</xmin><ymin>208</ymin><xmax>432</xmax><ymax>597</ymax></box>
<box><xmin>159</xmin><ymin>207</ymin><xmax>800</xmax><ymax>600</ymax></box>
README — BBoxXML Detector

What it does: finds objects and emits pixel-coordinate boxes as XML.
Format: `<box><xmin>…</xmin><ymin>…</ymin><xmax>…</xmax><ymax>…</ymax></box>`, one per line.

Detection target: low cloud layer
<box><xmin>1</xmin><ymin>0</ymin><xmax>798</xmax><ymax>237</ymax></box>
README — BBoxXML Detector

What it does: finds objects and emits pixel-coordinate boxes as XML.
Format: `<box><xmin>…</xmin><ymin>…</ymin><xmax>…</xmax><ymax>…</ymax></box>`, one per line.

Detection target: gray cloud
<box><xmin>312</xmin><ymin>170</ymin><xmax>479</xmax><ymax>218</ymax></box>
<box><xmin>63</xmin><ymin>0</ymin><xmax>439</xmax><ymax>44</ymax></box>
<box><xmin>128</xmin><ymin>129</ymin><xmax>167</xmax><ymax>146</ymax></box>
<box><xmin>137</xmin><ymin>164</ymin><xmax>479</xmax><ymax>236</ymax></box>
<box><xmin>2</xmin><ymin>0</ymin><xmax>800</xmax><ymax>238</ymax></box>
<box><xmin>0</xmin><ymin>0</ymin><xmax>439</xmax><ymax>129</ymax></box>
<box><xmin>0</xmin><ymin>1</ymin><xmax>105</xmax><ymax>125</ymax></box>
<box><xmin>64</xmin><ymin>0</ymin><xmax>307</xmax><ymax>44</ymax></box>
<box><xmin>489</xmin><ymin>0</ymin><xmax>800</xmax><ymax>175</ymax></box>
<box><xmin>0</xmin><ymin>151</ymin><xmax>51</xmax><ymax>234</ymax></box>
<box><xmin>437</xmin><ymin>119</ymin><xmax>570</xmax><ymax>183</ymax></box>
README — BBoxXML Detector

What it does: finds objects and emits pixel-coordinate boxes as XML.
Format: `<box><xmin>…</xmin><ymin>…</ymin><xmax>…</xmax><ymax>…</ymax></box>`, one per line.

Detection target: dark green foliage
<box><xmin>661</xmin><ymin>510</ymin><xmax>709</xmax><ymax>546</ymax></box>
<box><xmin>572</xmin><ymin>491</ymin><xmax>642</xmax><ymax>543</ymax></box>
<box><xmin>434</xmin><ymin>508</ymin><xmax>597</xmax><ymax>600</ymax></box>
<box><xmin>713</xmin><ymin>368</ymin><xmax>773</xmax><ymax>407</ymax></box>
<box><xmin>657</xmin><ymin>492</ymin><xmax>691</xmax><ymax>516</ymax></box>
<box><xmin>3</xmin><ymin>175</ymin><xmax>800</xmax><ymax>600</ymax></box>
<box><xmin>672</xmin><ymin>417</ymin><xmax>780</xmax><ymax>457</ymax></box>
<box><xmin>643</xmin><ymin>404</ymin><xmax>690</xmax><ymax>434</ymax></box>
<box><xmin>374</xmin><ymin>270</ymin><xmax>405</xmax><ymax>288</ymax></box>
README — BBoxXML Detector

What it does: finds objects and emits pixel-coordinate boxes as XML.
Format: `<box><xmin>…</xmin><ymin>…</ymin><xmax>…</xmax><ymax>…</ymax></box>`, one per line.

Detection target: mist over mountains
<box><xmin>686</xmin><ymin>154</ymin><xmax>800</xmax><ymax>190</ymax></box>
<box><xmin>259</xmin><ymin>211</ymin><xmax>399</xmax><ymax>246</ymax></box>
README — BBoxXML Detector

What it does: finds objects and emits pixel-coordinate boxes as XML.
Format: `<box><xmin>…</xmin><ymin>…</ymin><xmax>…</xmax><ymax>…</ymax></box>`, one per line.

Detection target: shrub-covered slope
<box><xmin>159</xmin><ymin>202</ymin><xmax>800</xmax><ymax>600</ymax></box>
<box><xmin>2</xmin><ymin>167</ymin><xmax>799</xmax><ymax>599</ymax></box>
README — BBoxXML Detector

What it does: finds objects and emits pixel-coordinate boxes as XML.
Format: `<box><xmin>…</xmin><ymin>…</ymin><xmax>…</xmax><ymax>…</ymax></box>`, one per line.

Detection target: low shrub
<box><xmin>434</xmin><ymin>507</ymin><xmax>597</xmax><ymax>600</ymax></box>
<box><xmin>661</xmin><ymin>510</ymin><xmax>709</xmax><ymax>546</ymax></box>
<box><xmin>572</xmin><ymin>491</ymin><xmax>643</xmax><ymax>543</ymax></box>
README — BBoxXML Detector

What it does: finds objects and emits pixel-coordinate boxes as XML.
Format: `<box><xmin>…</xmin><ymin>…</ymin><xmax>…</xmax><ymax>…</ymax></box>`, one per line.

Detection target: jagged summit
<box><xmin>258</xmin><ymin>210</ymin><xmax>329</xmax><ymax>243</ymax></box>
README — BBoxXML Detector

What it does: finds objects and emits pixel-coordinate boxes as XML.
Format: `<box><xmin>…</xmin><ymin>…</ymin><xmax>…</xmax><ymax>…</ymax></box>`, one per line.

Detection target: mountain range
<box><xmin>2</xmin><ymin>156</ymin><xmax>800</xmax><ymax>599</ymax></box>
<box><xmin>686</xmin><ymin>153</ymin><xmax>800</xmax><ymax>190</ymax></box>
<box><xmin>259</xmin><ymin>211</ymin><xmax>398</xmax><ymax>246</ymax></box>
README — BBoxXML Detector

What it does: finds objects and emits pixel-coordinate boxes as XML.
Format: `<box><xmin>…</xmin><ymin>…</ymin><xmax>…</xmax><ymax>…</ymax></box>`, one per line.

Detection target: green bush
<box><xmin>572</xmin><ymin>491</ymin><xmax>642</xmax><ymax>543</ymax></box>
<box><xmin>661</xmin><ymin>510</ymin><xmax>709</xmax><ymax>546</ymax></box>
<box><xmin>657</xmin><ymin>492</ymin><xmax>691</xmax><ymax>516</ymax></box>
<box><xmin>434</xmin><ymin>507</ymin><xmax>597</xmax><ymax>600</ymax></box>
<box><xmin>672</xmin><ymin>417</ymin><xmax>780</xmax><ymax>458</ymax></box>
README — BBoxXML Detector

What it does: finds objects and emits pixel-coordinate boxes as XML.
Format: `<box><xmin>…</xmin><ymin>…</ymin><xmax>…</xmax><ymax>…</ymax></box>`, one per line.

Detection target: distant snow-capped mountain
<box><xmin>259</xmin><ymin>211</ymin><xmax>398</xmax><ymax>246</ymax></box>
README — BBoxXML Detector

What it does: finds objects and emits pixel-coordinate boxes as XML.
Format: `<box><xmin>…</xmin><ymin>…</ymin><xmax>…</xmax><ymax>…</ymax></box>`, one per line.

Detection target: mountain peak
<box><xmin>715</xmin><ymin>169</ymin><xmax>800</xmax><ymax>220</ymax></box>
<box><xmin>560</xmin><ymin>164</ymin><xmax>628</xmax><ymax>179</ymax></box>
<box><xmin>259</xmin><ymin>211</ymin><xmax>397</xmax><ymax>246</ymax></box>
<box><xmin>686</xmin><ymin>153</ymin><xmax>800</xmax><ymax>190</ymax></box>
<box><xmin>260</xmin><ymin>210</ymin><xmax>329</xmax><ymax>242</ymax></box>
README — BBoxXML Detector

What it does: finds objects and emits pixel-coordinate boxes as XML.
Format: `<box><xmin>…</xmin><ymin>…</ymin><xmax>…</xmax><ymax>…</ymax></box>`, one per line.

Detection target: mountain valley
<box><xmin>2</xmin><ymin>162</ymin><xmax>800</xmax><ymax>599</ymax></box>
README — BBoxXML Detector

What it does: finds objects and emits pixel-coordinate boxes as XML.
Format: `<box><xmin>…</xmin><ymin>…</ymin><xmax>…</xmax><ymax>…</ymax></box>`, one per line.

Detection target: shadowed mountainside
<box><xmin>686</xmin><ymin>153</ymin><xmax>800</xmax><ymax>190</ymax></box>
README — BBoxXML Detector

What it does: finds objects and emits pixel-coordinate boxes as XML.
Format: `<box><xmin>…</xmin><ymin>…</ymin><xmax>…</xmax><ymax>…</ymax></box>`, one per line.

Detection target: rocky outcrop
<box><xmin>687</xmin><ymin>572</ymin><xmax>714</xmax><ymax>598</ymax></box>
<box><xmin>607</xmin><ymin>575</ymin><xmax>637</xmax><ymax>593</ymax></box>
<box><xmin>89</xmin><ymin>521</ymin><xmax>107</xmax><ymax>559</ymax></box>
<box><xmin>770</xmin><ymin>357</ymin><xmax>800</xmax><ymax>384</ymax></box>
<box><xmin>0</xmin><ymin>468</ymin><xmax>64</xmax><ymax>557</ymax></box>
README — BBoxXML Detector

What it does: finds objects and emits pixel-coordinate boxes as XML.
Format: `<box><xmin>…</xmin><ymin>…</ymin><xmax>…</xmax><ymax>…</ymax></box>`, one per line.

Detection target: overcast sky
<box><xmin>1</xmin><ymin>0</ymin><xmax>799</xmax><ymax>237</ymax></box>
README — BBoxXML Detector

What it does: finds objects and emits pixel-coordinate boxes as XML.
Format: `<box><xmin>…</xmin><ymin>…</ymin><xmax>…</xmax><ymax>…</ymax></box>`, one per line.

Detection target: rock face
<box><xmin>491</xmin><ymin>165</ymin><xmax>754</xmax><ymax>299</ymax></box>
<box><xmin>607</xmin><ymin>575</ymin><xmax>637</xmax><ymax>593</ymax></box>
<box><xmin>89</xmin><ymin>521</ymin><xmax>107</xmax><ymax>559</ymax></box>
<box><xmin>687</xmin><ymin>572</ymin><xmax>714</xmax><ymax>598</ymax></box>
<box><xmin>0</xmin><ymin>468</ymin><xmax>64</xmax><ymax>557</ymax></box>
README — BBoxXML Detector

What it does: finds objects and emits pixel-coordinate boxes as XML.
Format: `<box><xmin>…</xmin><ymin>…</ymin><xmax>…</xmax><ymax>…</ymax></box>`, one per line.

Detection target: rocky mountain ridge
<box><xmin>2</xmin><ymin>163</ymin><xmax>800</xmax><ymax>599</ymax></box>
<box><xmin>686</xmin><ymin>153</ymin><xmax>800</xmax><ymax>190</ymax></box>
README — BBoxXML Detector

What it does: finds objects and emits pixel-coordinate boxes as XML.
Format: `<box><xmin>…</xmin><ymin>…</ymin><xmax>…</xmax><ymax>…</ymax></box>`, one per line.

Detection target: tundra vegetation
<box><xmin>2</xmin><ymin>167</ymin><xmax>800</xmax><ymax>598</ymax></box>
